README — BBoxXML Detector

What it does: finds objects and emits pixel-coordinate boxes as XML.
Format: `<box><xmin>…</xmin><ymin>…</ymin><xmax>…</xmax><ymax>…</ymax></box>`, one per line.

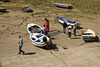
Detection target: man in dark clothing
<box><xmin>73</xmin><ymin>21</ymin><xmax>77</xmax><ymax>36</ymax></box>
<box><xmin>62</xmin><ymin>21</ymin><xmax>68</xmax><ymax>35</ymax></box>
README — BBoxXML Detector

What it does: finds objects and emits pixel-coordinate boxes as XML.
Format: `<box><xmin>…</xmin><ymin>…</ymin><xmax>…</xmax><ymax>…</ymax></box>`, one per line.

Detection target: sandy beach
<box><xmin>0</xmin><ymin>0</ymin><xmax>100</xmax><ymax>67</ymax></box>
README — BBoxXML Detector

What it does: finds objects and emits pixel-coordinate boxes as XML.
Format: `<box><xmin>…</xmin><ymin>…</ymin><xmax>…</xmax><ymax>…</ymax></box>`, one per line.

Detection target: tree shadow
<box><xmin>24</xmin><ymin>52</ymin><xmax>36</xmax><ymax>55</ymax></box>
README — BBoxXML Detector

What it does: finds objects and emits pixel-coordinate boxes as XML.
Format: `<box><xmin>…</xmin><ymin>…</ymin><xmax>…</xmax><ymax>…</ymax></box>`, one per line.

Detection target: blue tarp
<box><xmin>48</xmin><ymin>30</ymin><xmax>63</xmax><ymax>35</ymax></box>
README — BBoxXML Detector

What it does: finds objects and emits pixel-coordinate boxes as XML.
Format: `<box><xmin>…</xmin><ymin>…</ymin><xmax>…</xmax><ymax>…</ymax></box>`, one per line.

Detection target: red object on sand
<box><xmin>45</xmin><ymin>19</ymin><xmax>49</xmax><ymax>32</ymax></box>
<box><xmin>35</xmin><ymin>28</ymin><xmax>37</xmax><ymax>33</ymax></box>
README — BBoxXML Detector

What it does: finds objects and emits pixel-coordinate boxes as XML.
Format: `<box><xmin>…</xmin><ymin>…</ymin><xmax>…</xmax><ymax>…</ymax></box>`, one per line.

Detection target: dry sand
<box><xmin>0</xmin><ymin>4</ymin><xmax>100</xmax><ymax>67</ymax></box>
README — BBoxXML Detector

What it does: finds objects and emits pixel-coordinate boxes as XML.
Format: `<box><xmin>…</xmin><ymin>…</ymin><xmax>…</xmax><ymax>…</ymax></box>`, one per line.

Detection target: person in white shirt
<box><xmin>18</xmin><ymin>35</ymin><xmax>25</xmax><ymax>55</ymax></box>
<box><xmin>67</xmin><ymin>24</ymin><xmax>72</xmax><ymax>39</ymax></box>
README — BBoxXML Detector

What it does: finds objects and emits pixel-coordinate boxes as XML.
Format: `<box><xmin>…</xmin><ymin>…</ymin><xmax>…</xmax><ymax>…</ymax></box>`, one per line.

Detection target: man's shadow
<box><xmin>24</xmin><ymin>52</ymin><xmax>36</xmax><ymax>55</ymax></box>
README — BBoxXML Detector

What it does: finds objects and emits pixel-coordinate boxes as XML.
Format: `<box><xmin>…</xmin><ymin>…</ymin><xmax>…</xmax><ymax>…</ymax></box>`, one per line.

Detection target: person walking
<box><xmin>45</xmin><ymin>18</ymin><xmax>49</xmax><ymax>32</ymax></box>
<box><xmin>18</xmin><ymin>35</ymin><xmax>25</xmax><ymax>55</ymax></box>
<box><xmin>62</xmin><ymin>21</ymin><xmax>68</xmax><ymax>35</ymax></box>
<box><xmin>67</xmin><ymin>24</ymin><xmax>72</xmax><ymax>39</ymax></box>
<box><xmin>73</xmin><ymin>21</ymin><xmax>77</xmax><ymax>36</ymax></box>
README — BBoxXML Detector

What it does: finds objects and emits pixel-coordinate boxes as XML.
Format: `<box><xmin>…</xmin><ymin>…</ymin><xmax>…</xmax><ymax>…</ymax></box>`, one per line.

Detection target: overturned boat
<box><xmin>57</xmin><ymin>16</ymin><xmax>80</xmax><ymax>26</ymax></box>
<box><xmin>81</xmin><ymin>28</ymin><xmax>96</xmax><ymax>41</ymax></box>
<box><xmin>21</xmin><ymin>7</ymin><xmax>33</xmax><ymax>12</ymax></box>
<box><xmin>30</xmin><ymin>33</ymin><xmax>51</xmax><ymax>47</ymax></box>
<box><xmin>53</xmin><ymin>1</ymin><xmax>72</xmax><ymax>8</ymax></box>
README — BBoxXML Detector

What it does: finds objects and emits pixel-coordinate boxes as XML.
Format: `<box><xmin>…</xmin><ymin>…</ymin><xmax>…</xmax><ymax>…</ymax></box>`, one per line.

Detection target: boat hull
<box><xmin>30</xmin><ymin>33</ymin><xmax>51</xmax><ymax>47</ymax></box>
<box><xmin>81</xmin><ymin>36</ymin><xmax>96</xmax><ymax>41</ymax></box>
<box><xmin>81</xmin><ymin>29</ymin><xmax>96</xmax><ymax>41</ymax></box>
<box><xmin>57</xmin><ymin>16</ymin><xmax>80</xmax><ymax>26</ymax></box>
<box><xmin>21</xmin><ymin>7</ymin><xmax>33</xmax><ymax>12</ymax></box>
<box><xmin>27</xmin><ymin>23</ymin><xmax>42</xmax><ymax>34</ymax></box>
<box><xmin>53</xmin><ymin>2</ymin><xmax>72</xmax><ymax>8</ymax></box>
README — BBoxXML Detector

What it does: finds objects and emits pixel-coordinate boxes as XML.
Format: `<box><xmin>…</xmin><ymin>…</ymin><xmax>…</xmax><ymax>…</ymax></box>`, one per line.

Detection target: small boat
<box><xmin>0</xmin><ymin>7</ymin><xmax>6</xmax><ymax>12</ymax></box>
<box><xmin>81</xmin><ymin>28</ymin><xmax>96</xmax><ymax>41</ymax></box>
<box><xmin>27</xmin><ymin>23</ymin><xmax>42</xmax><ymax>34</ymax></box>
<box><xmin>30</xmin><ymin>33</ymin><xmax>51</xmax><ymax>47</ymax></box>
<box><xmin>53</xmin><ymin>1</ymin><xmax>72</xmax><ymax>8</ymax></box>
<box><xmin>1</xmin><ymin>0</ymin><xmax>10</xmax><ymax>2</ymax></box>
<box><xmin>57</xmin><ymin>16</ymin><xmax>80</xmax><ymax>26</ymax></box>
<box><xmin>21</xmin><ymin>7</ymin><xmax>33</xmax><ymax>12</ymax></box>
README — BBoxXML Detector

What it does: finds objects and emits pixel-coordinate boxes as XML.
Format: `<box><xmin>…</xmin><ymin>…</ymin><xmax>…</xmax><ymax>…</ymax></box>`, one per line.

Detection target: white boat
<box><xmin>27</xmin><ymin>23</ymin><xmax>42</xmax><ymax>34</ymax></box>
<box><xmin>53</xmin><ymin>1</ymin><xmax>72</xmax><ymax>8</ymax></box>
<box><xmin>81</xmin><ymin>28</ymin><xmax>96</xmax><ymax>41</ymax></box>
<box><xmin>57</xmin><ymin>16</ymin><xmax>81</xmax><ymax>26</ymax></box>
<box><xmin>27</xmin><ymin>22</ymin><xmax>51</xmax><ymax>47</ymax></box>
<box><xmin>30</xmin><ymin>33</ymin><xmax>51</xmax><ymax>47</ymax></box>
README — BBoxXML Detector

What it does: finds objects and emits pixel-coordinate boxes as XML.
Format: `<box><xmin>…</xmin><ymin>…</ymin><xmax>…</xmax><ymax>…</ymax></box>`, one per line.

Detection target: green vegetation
<box><xmin>9</xmin><ymin>0</ymin><xmax>100</xmax><ymax>14</ymax></box>
<box><xmin>1</xmin><ymin>0</ymin><xmax>99</xmax><ymax>14</ymax></box>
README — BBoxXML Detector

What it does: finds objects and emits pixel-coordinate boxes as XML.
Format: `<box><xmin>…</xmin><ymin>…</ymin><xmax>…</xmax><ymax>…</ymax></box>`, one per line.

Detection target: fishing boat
<box><xmin>27</xmin><ymin>23</ymin><xmax>42</xmax><ymax>34</ymax></box>
<box><xmin>0</xmin><ymin>0</ymin><xmax>10</xmax><ymax>2</ymax></box>
<box><xmin>53</xmin><ymin>1</ymin><xmax>72</xmax><ymax>8</ymax></box>
<box><xmin>21</xmin><ymin>7</ymin><xmax>33</xmax><ymax>12</ymax></box>
<box><xmin>30</xmin><ymin>33</ymin><xmax>51</xmax><ymax>47</ymax></box>
<box><xmin>81</xmin><ymin>28</ymin><xmax>96</xmax><ymax>41</ymax></box>
<box><xmin>0</xmin><ymin>7</ymin><xmax>6</xmax><ymax>12</ymax></box>
<box><xmin>57</xmin><ymin>16</ymin><xmax>80</xmax><ymax>26</ymax></box>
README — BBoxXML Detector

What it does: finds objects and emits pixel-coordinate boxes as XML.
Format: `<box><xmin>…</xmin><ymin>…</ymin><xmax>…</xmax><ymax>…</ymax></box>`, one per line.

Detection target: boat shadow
<box><xmin>41</xmin><ymin>43</ymin><xmax>58</xmax><ymax>51</ymax></box>
<box><xmin>0</xmin><ymin>11</ymin><xmax>9</xmax><ymax>15</ymax></box>
<box><xmin>94</xmin><ymin>36</ymin><xmax>100</xmax><ymax>42</ymax></box>
<box><xmin>85</xmin><ymin>35</ymin><xmax>100</xmax><ymax>42</ymax></box>
<box><xmin>56</xmin><ymin>6</ymin><xmax>73</xmax><ymax>9</ymax></box>
<box><xmin>49</xmin><ymin>43</ymin><xmax>58</xmax><ymax>50</ymax></box>
<box><xmin>1</xmin><ymin>0</ymin><xmax>11</xmax><ymax>2</ymax></box>
<box><xmin>71</xmin><ymin>37</ymin><xmax>81</xmax><ymax>39</ymax></box>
